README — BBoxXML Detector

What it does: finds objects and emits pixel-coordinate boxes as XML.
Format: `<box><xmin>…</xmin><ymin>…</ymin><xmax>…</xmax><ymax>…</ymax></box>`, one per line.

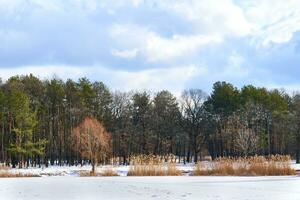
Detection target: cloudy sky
<box><xmin>1</xmin><ymin>0</ymin><xmax>300</xmax><ymax>94</ymax></box>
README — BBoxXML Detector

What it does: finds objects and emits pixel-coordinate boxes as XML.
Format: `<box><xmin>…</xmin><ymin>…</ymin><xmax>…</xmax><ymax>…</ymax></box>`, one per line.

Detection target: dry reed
<box><xmin>127</xmin><ymin>154</ymin><xmax>181</xmax><ymax>176</ymax></box>
<box><xmin>0</xmin><ymin>164</ymin><xmax>39</xmax><ymax>177</ymax></box>
<box><xmin>79</xmin><ymin>167</ymin><xmax>119</xmax><ymax>177</ymax></box>
<box><xmin>100</xmin><ymin>167</ymin><xmax>118</xmax><ymax>176</ymax></box>
<box><xmin>79</xmin><ymin>170</ymin><xmax>97</xmax><ymax>177</ymax></box>
<box><xmin>0</xmin><ymin>165</ymin><xmax>10</xmax><ymax>170</ymax></box>
<box><xmin>193</xmin><ymin>155</ymin><xmax>295</xmax><ymax>176</ymax></box>
<box><xmin>0</xmin><ymin>172</ymin><xmax>39</xmax><ymax>178</ymax></box>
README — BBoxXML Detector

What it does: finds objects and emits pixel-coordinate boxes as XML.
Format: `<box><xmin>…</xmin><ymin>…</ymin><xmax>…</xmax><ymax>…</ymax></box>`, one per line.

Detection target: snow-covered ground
<box><xmin>1</xmin><ymin>176</ymin><xmax>300</xmax><ymax>200</ymax></box>
<box><xmin>3</xmin><ymin>161</ymin><xmax>300</xmax><ymax>177</ymax></box>
<box><xmin>291</xmin><ymin>160</ymin><xmax>300</xmax><ymax>170</ymax></box>
<box><xmin>4</xmin><ymin>163</ymin><xmax>195</xmax><ymax>177</ymax></box>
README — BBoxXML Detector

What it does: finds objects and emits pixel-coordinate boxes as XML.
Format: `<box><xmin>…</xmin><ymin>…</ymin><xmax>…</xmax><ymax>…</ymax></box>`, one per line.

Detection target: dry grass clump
<box><xmin>0</xmin><ymin>164</ymin><xmax>38</xmax><ymax>177</ymax></box>
<box><xmin>193</xmin><ymin>155</ymin><xmax>295</xmax><ymax>176</ymax></box>
<box><xmin>100</xmin><ymin>168</ymin><xmax>118</xmax><ymax>176</ymax></box>
<box><xmin>0</xmin><ymin>165</ymin><xmax>10</xmax><ymax>170</ymax></box>
<box><xmin>127</xmin><ymin>154</ymin><xmax>181</xmax><ymax>176</ymax></box>
<box><xmin>79</xmin><ymin>170</ymin><xmax>98</xmax><ymax>177</ymax></box>
<box><xmin>79</xmin><ymin>167</ymin><xmax>119</xmax><ymax>177</ymax></box>
<box><xmin>0</xmin><ymin>172</ymin><xmax>39</xmax><ymax>178</ymax></box>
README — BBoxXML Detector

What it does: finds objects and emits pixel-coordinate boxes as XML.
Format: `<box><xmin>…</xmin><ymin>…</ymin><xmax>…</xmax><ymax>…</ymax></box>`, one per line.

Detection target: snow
<box><xmin>1</xmin><ymin>176</ymin><xmax>300</xmax><ymax>200</ymax></box>
<box><xmin>1</xmin><ymin>162</ymin><xmax>300</xmax><ymax>200</ymax></box>
<box><xmin>5</xmin><ymin>165</ymin><xmax>125</xmax><ymax>177</ymax></box>
<box><xmin>4</xmin><ymin>161</ymin><xmax>299</xmax><ymax>177</ymax></box>
<box><xmin>291</xmin><ymin>161</ymin><xmax>300</xmax><ymax>170</ymax></box>
<box><xmin>4</xmin><ymin>164</ymin><xmax>194</xmax><ymax>177</ymax></box>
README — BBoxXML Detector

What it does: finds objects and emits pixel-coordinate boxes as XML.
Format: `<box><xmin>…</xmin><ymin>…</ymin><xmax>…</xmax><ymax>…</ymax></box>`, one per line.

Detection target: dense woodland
<box><xmin>1</xmin><ymin>74</ymin><xmax>300</xmax><ymax>168</ymax></box>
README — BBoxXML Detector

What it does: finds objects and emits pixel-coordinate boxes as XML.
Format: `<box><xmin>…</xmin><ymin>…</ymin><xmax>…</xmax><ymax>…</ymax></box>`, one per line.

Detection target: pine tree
<box><xmin>7</xmin><ymin>91</ymin><xmax>46</xmax><ymax>168</ymax></box>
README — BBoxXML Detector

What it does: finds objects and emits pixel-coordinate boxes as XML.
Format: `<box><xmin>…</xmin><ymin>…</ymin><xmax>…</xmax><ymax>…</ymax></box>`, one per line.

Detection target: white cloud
<box><xmin>0</xmin><ymin>65</ymin><xmax>207</xmax><ymax>93</ymax></box>
<box><xmin>145</xmin><ymin>33</ymin><xmax>222</xmax><ymax>62</ymax></box>
<box><xmin>156</xmin><ymin>0</ymin><xmax>300</xmax><ymax>46</ymax></box>
<box><xmin>111</xmin><ymin>48</ymin><xmax>139</xmax><ymax>59</ymax></box>
<box><xmin>241</xmin><ymin>0</ymin><xmax>300</xmax><ymax>45</ymax></box>
<box><xmin>198</xmin><ymin>53</ymin><xmax>250</xmax><ymax>85</ymax></box>
<box><xmin>157</xmin><ymin>0</ymin><xmax>254</xmax><ymax>37</ymax></box>
<box><xmin>222</xmin><ymin>54</ymin><xmax>249</xmax><ymax>78</ymax></box>
<box><xmin>30</xmin><ymin>0</ymin><xmax>62</xmax><ymax>12</ymax></box>
<box><xmin>109</xmin><ymin>23</ymin><xmax>149</xmax><ymax>47</ymax></box>
<box><xmin>2</xmin><ymin>0</ymin><xmax>300</xmax><ymax>47</ymax></box>
<box><xmin>252</xmin><ymin>82</ymin><xmax>300</xmax><ymax>95</ymax></box>
<box><xmin>110</xmin><ymin>65</ymin><xmax>206</xmax><ymax>92</ymax></box>
<box><xmin>1</xmin><ymin>0</ymin><xmax>300</xmax><ymax>93</ymax></box>
<box><xmin>0</xmin><ymin>65</ymin><xmax>84</xmax><ymax>81</ymax></box>
<box><xmin>131</xmin><ymin>0</ymin><xmax>142</xmax><ymax>7</ymax></box>
<box><xmin>109</xmin><ymin>24</ymin><xmax>222</xmax><ymax>62</ymax></box>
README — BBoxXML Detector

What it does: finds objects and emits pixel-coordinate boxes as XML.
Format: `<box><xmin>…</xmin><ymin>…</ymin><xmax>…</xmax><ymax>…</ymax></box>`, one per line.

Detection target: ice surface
<box><xmin>1</xmin><ymin>176</ymin><xmax>300</xmax><ymax>200</ymax></box>
<box><xmin>1</xmin><ymin>162</ymin><xmax>300</xmax><ymax>200</ymax></box>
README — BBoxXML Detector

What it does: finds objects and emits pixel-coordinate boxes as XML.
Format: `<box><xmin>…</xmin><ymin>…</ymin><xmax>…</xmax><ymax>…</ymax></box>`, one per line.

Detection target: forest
<box><xmin>1</xmin><ymin>74</ymin><xmax>300</xmax><ymax>168</ymax></box>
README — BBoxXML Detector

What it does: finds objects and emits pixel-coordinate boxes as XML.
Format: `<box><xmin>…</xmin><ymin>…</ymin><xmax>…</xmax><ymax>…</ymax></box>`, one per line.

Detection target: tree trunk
<box><xmin>194</xmin><ymin>152</ymin><xmax>198</xmax><ymax>163</ymax></box>
<box><xmin>187</xmin><ymin>144</ymin><xmax>191</xmax><ymax>163</ymax></box>
<box><xmin>92</xmin><ymin>163</ymin><xmax>95</xmax><ymax>173</ymax></box>
<box><xmin>91</xmin><ymin>157</ymin><xmax>97</xmax><ymax>174</ymax></box>
<box><xmin>296</xmin><ymin>134</ymin><xmax>300</xmax><ymax>164</ymax></box>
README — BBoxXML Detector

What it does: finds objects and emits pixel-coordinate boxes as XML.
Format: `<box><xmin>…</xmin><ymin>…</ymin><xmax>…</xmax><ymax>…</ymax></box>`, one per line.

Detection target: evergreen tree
<box><xmin>7</xmin><ymin>90</ymin><xmax>46</xmax><ymax>168</ymax></box>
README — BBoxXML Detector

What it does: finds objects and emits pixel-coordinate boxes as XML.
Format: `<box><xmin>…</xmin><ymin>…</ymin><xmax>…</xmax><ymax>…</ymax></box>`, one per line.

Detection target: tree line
<box><xmin>1</xmin><ymin>74</ymin><xmax>300</xmax><ymax>167</ymax></box>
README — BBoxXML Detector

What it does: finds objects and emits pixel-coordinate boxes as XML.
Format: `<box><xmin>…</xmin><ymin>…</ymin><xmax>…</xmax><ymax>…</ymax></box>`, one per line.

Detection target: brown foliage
<box><xmin>71</xmin><ymin>117</ymin><xmax>111</xmax><ymax>173</ymax></box>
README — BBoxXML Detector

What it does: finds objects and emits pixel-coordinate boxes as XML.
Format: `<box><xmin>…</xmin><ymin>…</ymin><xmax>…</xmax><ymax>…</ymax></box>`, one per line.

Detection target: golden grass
<box><xmin>192</xmin><ymin>155</ymin><xmax>295</xmax><ymax>176</ymax></box>
<box><xmin>79</xmin><ymin>167</ymin><xmax>119</xmax><ymax>177</ymax></box>
<box><xmin>100</xmin><ymin>168</ymin><xmax>118</xmax><ymax>176</ymax></box>
<box><xmin>79</xmin><ymin>170</ymin><xmax>97</xmax><ymax>177</ymax></box>
<box><xmin>0</xmin><ymin>172</ymin><xmax>39</xmax><ymax>178</ymax></box>
<box><xmin>0</xmin><ymin>163</ymin><xmax>39</xmax><ymax>177</ymax></box>
<box><xmin>0</xmin><ymin>165</ymin><xmax>10</xmax><ymax>170</ymax></box>
<box><xmin>127</xmin><ymin>155</ymin><xmax>181</xmax><ymax>176</ymax></box>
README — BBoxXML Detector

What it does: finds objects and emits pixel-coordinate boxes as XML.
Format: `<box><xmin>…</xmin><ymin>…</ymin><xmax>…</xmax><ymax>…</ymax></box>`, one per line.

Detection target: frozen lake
<box><xmin>1</xmin><ymin>176</ymin><xmax>300</xmax><ymax>200</ymax></box>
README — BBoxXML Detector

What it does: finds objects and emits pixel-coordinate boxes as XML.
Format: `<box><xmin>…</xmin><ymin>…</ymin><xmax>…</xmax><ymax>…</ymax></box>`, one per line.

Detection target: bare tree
<box><xmin>181</xmin><ymin>89</ymin><xmax>207</xmax><ymax>162</ymax></box>
<box><xmin>235</xmin><ymin>127</ymin><xmax>258</xmax><ymax>156</ymax></box>
<box><xmin>111</xmin><ymin>91</ymin><xmax>133</xmax><ymax>164</ymax></box>
<box><xmin>71</xmin><ymin>117</ymin><xmax>111</xmax><ymax>173</ymax></box>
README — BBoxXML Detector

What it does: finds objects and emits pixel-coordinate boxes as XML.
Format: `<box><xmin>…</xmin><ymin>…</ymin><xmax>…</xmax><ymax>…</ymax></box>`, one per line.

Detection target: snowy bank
<box><xmin>1</xmin><ymin>161</ymin><xmax>299</xmax><ymax>177</ymax></box>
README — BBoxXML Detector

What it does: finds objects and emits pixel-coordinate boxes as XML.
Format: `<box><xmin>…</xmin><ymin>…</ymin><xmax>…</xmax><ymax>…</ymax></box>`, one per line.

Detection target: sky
<box><xmin>1</xmin><ymin>0</ymin><xmax>300</xmax><ymax>94</ymax></box>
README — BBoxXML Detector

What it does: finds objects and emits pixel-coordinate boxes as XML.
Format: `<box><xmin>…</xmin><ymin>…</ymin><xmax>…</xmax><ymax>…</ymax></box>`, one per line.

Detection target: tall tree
<box><xmin>7</xmin><ymin>90</ymin><xmax>46</xmax><ymax>168</ymax></box>
<box><xmin>181</xmin><ymin>89</ymin><xmax>207</xmax><ymax>162</ymax></box>
<box><xmin>153</xmin><ymin>90</ymin><xmax>180</xmax><ymax>155</ymax></box>
<box><xmin>132</xmin><ymin>92</ymin><xmax>152</xmax><ymax>154</ymax></box>
<box><xmin>291</xmin><ymin>94</ymin><xmax>300</xmax><ymax>163</ymax></box>
<box><xmin>205</xmin><ymin>82</ymin><xmax>240</xmax><ymax>157</ymax></box>
<box><xmin>45</xmin><ymin>78</ymin><xmax>65</xmax><ymax>165</ymax></box>
<box><xmin>111</xmin><ymin>91</ymin><xmax>133</xmax><ymax>164</ymax></box>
